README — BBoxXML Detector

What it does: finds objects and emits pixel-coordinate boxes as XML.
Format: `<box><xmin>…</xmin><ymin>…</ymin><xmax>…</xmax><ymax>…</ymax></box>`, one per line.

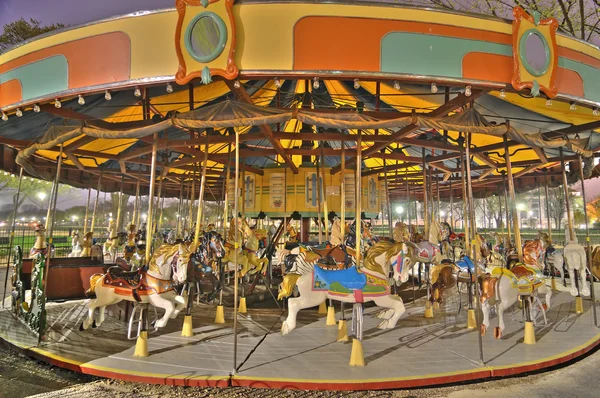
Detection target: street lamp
<box><xmin>517</xmin><ymin>203</ymin><xmax>526</xmax><ymax>211</ymax></box>
<box><xmin>396</xmin><ymin>206</ymin><xmax>404</xmax><ymax>214</ymax></box>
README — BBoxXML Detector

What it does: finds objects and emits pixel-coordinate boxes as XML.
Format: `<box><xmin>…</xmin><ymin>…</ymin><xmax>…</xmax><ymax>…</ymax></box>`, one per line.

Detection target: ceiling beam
<box><xmin>226</xmin><ymin>81</ymin><xmax>298</xmax><ymax>173</ymax></box>
<box><xmin>331</xmin><ymin>90</ymin><xmax>485</xmax><ymax>174</ymax></box>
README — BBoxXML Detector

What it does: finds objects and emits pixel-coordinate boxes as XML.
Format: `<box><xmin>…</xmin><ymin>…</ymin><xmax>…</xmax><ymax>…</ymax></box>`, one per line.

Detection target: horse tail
<box><xmin>278</xmin><ymin>273</ymin><xmax>301</xmax><ymax>300</ymax></box>
<box><xmin>86</xmin><ymin>273</ymin><xmax>103</xmax><ymax>296</ymax></box>
<box><xmin>480</xmin><ymin>276</ymin><xmax>497</xmax><ymax>304</ymax></box>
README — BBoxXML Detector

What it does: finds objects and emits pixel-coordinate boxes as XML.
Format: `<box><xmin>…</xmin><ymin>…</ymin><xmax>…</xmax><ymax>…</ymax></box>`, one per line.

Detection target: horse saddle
<box><xmin>314</xmin><ymin>266</ymin><xmax>367</xmax><ymax>291</ymax></box>
<box><xmin>493</xmin><ymin>264</ymin><xmax>544</xmax><ymax>295</ymax></box>
<box><xmin>455</xmin><ymin>256</ymin><xmax>476</xmax><ymax>273</ymax></box>
<box><xmin>105</xmin><ymin>266</ymin><xmax>142</xmax><ymax>289</ymax></box>
<box><xmin>316</xmin><ymin>255</ymin><xmax>341</xmax><ymax>270</ymax></box>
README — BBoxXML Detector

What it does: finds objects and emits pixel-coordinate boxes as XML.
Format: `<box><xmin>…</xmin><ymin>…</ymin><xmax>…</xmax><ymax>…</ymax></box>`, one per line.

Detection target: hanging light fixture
<box><xmin>233</xmin><ymin>80</ymin><xmax>241</xmax><ymax>89</ymax></box>
<box><xmin>166</xmin><ymin>83</ymin><xmax>173</xmax><ymax>93</ymax></box>
<box><xmin>134</xmin><ymin>86</ymin><xmax>141</xmax><ymax>97</ymax></box>
<box><xmin>312</xmin><ymin>77</ymin><xmax>320</xmax><ymax>89</ymax></box>
<box><xmin>593</xmin><ymin>108</ymin><xmax>599</xmax><ymax>116</ymax></box>
<box><xmin>33</xmin><ymin>104</ymin><xmax>41</xmax><ymax>113</ymax></box>
<box><xmin>570</xmin><ymin>102</ymin><xmax>576</xmax><ymax>111</ymax></box>
<box><xmin>393</xmin><ymin>80</ymin><xmax>401</xmax><ymax>91</ymax></box>
<box><xmin>430</xmin><ymin>82</ymin><xmax>438</xmax><ymax>93</ymax></box>
<box><xmin>499</xmin><ymin>89</ymin><xmax>506</xmax><ymax>98</ymax></box>
<box><xmin>54</xmin><ymin>99</ymin><xmax>62</xmax><ymax>108</ymax></box>
<box><xmin>465</xmin><ymin>85</ymin><xmax>472</xmax><ymax>97</ymax></box>
<box><xmin>1</xmin><ymin>112</ymin><xmax>7</xmax><ymax>121</ymax></box>
<box><xmin>274</xmin><ymin>78</ymin><xmax>281</xmax><ymax>89</ymax></box>
<box><xmin>15</xmin><ymin>108</ymin><xmax>22</xmax><ymax>117</ymax></box>
<box><xmin>104</xmin><ymin>90</ymin><xmax>112</xmax><ymax>101</ymax></box>
<box><xmin>545</xmin><ymin>99</ymin><xmax>552</xmax><ymax>107</ymax></box>
<box><xmin>78</xmin><ymin>95</ymin><xmax>85</xmax><ymax>105</ymax></box>
<box><xmin>353</xmin><ymin>78</ymin><xmax>360</xmax><ymax>89</ymax></box>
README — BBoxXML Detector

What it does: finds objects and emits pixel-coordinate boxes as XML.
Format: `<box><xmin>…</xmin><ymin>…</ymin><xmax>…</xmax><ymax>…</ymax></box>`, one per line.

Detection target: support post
<box><xmin>233</xmin><ymin>129</ymin><xmax>240</xmax><ymax>374</ymax></box>
<box><xmin>504</xmin><ymin>134</ymin><xmax>523</xmax><ymax>262</ymax></box>
<box><xmin>459</xmin><ymin>138</ymin><xmax>470</xmax><ymax>254</ymax></box>
<box><xmin>320</xmin><ymin>144</ymin><xmax>329</xmax><ymax>240</ymax></box>
<box><xmin>1</xmin><ymin>167</ymin><xmax>23</xmax><ymax>308</ymax></box>
<box><xmin>578</xmin><ymin>155</ymin><xmax>597</xmax><ymax>326</ymax></box>
<box><xmin>559</xmin><ymin>148</ymin><xmax>575</xmax><ymax>242</ymax></box>
<box><xmin>383</xmin><ymin>160</ymin><xmax>393</xmax><ymax>237</ymax></box>
<box><xmin>145</xmin><ymin>133</ymin><xmax>158</xmax><ymax>263</ymax></box>
<box><xmin>116</xmin><ymin>175</ymin><xmax>124</xmax><ymax>231</ymax></box>
<box><xmin>134</xmin><ymin>169</ymin><xmax>141</xmax><ymax>228</ymax></box>
<box><xmin>340</xmin><ymin>142</ymin><xmax>345</xmax><ymax>241</ymax></box>
<box><xmin>90</xmin><ymin>169</ymin><xmax>103</xmax><ymax>235</ymax></box>
<box><xmin>422</xmin><ymin>149</ymin><xmax>429</xmax><ymax>238</ymax></box>
<box><xmin>83</xmin><ymin>186</ymin><xmax>92</xmax><ymax>234</ymax></box>
<box><xmin>501</xmin><ymin>171</ymin><xmax>512</xmax><ymax>245</ymax></box>
<box><xmin>355</xmin><ymin>131</ymin><xmax>362</xmax><ymax>266</ymax></box>
<box><xmin>193</xmin><ymin>134</ymin><xmax>209</xmax><ymax>248</ymax></box>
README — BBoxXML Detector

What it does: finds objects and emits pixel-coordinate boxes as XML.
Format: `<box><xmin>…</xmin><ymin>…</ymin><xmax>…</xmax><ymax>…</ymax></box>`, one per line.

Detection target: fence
<box><xmin>0</xmin><ymin>225</ymin><xmax>110</xmax><ymax>262</ymax></box>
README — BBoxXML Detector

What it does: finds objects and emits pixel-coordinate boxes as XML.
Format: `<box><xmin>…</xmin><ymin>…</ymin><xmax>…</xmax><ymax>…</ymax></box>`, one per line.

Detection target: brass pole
<box><xmin>560</xmin><ymin>148</ymin><xmax>574</xmax><ymax>242</ymax></box>
<box><xmin>504</xmin><ymin>134</ymin><xmax>523</xmax><ymax>262</ymax></box>
<box><xmin>316</xmin><ymin>152</ymin><xmax>323</xmax><ymax>244</ymax></box>
<box><xmin>223</xmin><ymin>145</ymin><xmax>232</xmax><ymax>237</ymax></box>
<box><xmin>436</xmin><ymin>173</ymin><xmax>441</xmax><ymax>224</ymax></box>
<box><xmin>83</xmin><ymin>185</ymin><xmax>92</xmax><ymax>235</ymax></box>
<box><xmin>406</xmin><ymin>167</ymin><xmax>411</xmax><ymax>228</ymax></box>
<box><xmin>233</xmin><ymin>129</ymin><xmax>240</xmax><ymax>374</ymax></box>
<box><xmin>134</xmin><ymin>169</ymin><xmax>141</xmax><ymax>228</ymax></box>
<box><xmin>577</xmin><ymin>155</ymin><xmax>598</xmax><ymax>326</ymax></box>
<box><xmin>320</xmin><ymin>144</ymin><xmax>329</xmax><ymax>240</ymax></box>
<box><xmin>1</xmin><ymin>167</ymin><xmax>24</xmax><ymax>308</ymax></box>
<box><xmin>116</xmin><ymin>175</ymin><xmax>124</xmax><ymax>231</ymax></box>
<box><xmin>449</xmin><ymin>180</ymin><xmax>454</xmax><ymax>229</ymax></box>
<box><xmin>193</xmin><ymin>134</ymin><xmax>209</xmax><ymax>248</ymax></box>
<box><xmin>501</xmin><ymin>171</ymin><xmax>511</xmax><ymax>244</ymax></box>
<box><xmin>145</xmin><ymin>133</ymin><xmax>158</xmax><ymax>263</ymax></box>
<box><xmin>465</xmin><ymin>132</ymin><xmax>484</xmax><ymax>364</ymax></box>
<box><xmin>90</xmin><ymin>169</ymin><xmax>103</xmax><ymax>235</ymax></box>
<box><xmin>340</xmin><ymin>142</ymin><xmax>346</xmax><ymax>241</ymax></box>
<box><xmin>188</xmin><ymin>165</ymin><xmax>197</xmax><ymax>233</ymax></box>
<box><xmin>176</xmin><ymin>176</ymin><xmax>185</xmax><ymax>237</ymax></box>
<box><xmin>356</xmin><ymin>131</ymin><xmax>362</xmax><ymax>266</ymax></box>
<box><xmin>422</xmin><ymin>149</ymin><xmax>429</xmax><ymax>238</ymax></box>
<box><xmin>537</xmin><ymin>183</ymin><xmax>543</xmax><ymax>231</ymax></box>
<box><xmin>383</xmin><ymin>160</ymin><xmax>393</xmax><ymax>237</ymax></box>
<box><xmin>460</xmin><ymin>137</ymin><xmax>470</xmax><ymax>253</ymax></box>
<box><xmin>544</xmin><ymin>176</ymin><xmax>552</xmax><ymax>243</ymax></box>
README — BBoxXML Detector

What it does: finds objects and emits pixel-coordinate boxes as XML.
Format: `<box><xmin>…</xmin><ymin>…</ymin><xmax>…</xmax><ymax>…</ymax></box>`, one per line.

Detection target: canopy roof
<box><xmin>1</xmin><ymin>78</ymin><xmax>599</xmax><ymax>200</ymax></box>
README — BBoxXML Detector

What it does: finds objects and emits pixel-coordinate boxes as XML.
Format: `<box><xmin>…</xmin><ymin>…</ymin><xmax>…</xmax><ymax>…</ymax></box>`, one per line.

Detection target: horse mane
<box><xmin>148</xmin><ymin>244</ymin><xmax>181</xmax><ymax>273</ymax></box>
<box><xmin>363</xmin><ymin>241</ymin><xmax>404</xmax><ymax>275</ymax></box>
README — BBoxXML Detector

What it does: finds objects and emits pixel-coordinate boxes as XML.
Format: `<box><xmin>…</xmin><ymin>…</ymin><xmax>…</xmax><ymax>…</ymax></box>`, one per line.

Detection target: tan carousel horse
<box><xmin>592</xmin><ymin>245</ymin><xmax>600</xmax><ymax>281</ymax></box>
<box><xmin>82</xmin><ymin>243</ymin><xmax>192</xmax><ymax>330</ymax></box>
<box><xmin>30</xmin><ymin>224</ymin><xmax>49</xmax><ymax>258</ymax></box>
<box><xmin>81</xmin><ymin>231</ymin><xmax>94</xmax><ymax>257</ymax></box>
<box><xmin>242</xmin><ymin>227</ymin><xmax>269</xmax><ymax>276</ymax></box>
<box><xmin>68</xmin><ymin>230</ymin><xmax>83</xmax><ymax>257</ymax></box>
<box><xmin>222</xmin><ymin>216</ymin><xmax>251</xmax><ymax>276</ymax></box>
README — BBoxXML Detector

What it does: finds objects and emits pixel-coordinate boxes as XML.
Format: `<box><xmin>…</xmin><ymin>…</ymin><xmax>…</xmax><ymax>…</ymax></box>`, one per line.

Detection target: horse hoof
<box><xmin>377</xmin><ymin>320</ymin><xmax>389</xmax><ymax>329</ymax></box>
<box><xmin>480</xmin><ymin>324</ymin><xmax>487</xmax><ymax>336</ymax></box>
<box><xmin>493</xmin><ymin>327</ymin><xmax>502</xmax><ymax>340</ymax></box>
<box><xmin>281</xmin><ymin>322</ymin><xmax>291</xmax><ymax>336</ymax></box>
<box><xmin>92</xmin><ymin>320</ymin><xmax>97</xmax><ymax>329</ymax></box>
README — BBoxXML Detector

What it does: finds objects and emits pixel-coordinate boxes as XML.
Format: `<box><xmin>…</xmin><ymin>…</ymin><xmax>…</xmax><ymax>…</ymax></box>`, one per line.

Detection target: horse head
<box><xmin>172</xmin><ymin>243</ymin><xmax>192</xmax><ymax>284</ymax></box>
<box><xmin>205</xmin><ymin>231</ymin><xmax>226</xmax><ymax>259</ymax></box>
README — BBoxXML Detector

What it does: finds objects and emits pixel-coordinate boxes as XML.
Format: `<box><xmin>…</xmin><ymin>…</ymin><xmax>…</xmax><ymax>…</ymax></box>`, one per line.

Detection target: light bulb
<box><xmin>353</xmin><ymin>78</ymin><xmax>360</xmax><ymax>89</ymax></box>
<box><xmin>431</xmin><ymin>82</ymin><xmax>438</xmax><ymax>93</ymax></box>
<box><xmin>33</xmin><ymin>104</ymin><xmax>40</xmax><ymax>113</ymax></box>
<box><xmin>570</xmin><ymin>102</ymin><xmax>576</xmax><ymax>111</ymax></box>
<box><xmin>312</xmin><ymin>77</ymin><xmax>320</xmax><ymax>89</ymax></box>
<box><xmin>233</xmin><ymin>80</ymin><xmax>241</xmax><ymax>89</ymax></box>
<box><xmin>499</xmin><ymin>89</ymin><xmax>506</xmax><ymax>98</ymax></box>
<box><xmin>54</xmin><ymin>99</ymin><xmax>62</xmax><ymax>108</ymax></box>
<box><xmin>546</xmin><ymin>99</ymin><xmax>552</xmax><ymax>107</ymax></box>
<box><xmin>134</xmin><ymin>87</ymin><xmax>141</xmax><ymax>97</ymax></box>
<box><xmin>166</xmin><ymin>83</ymin><xmax>173</xmax><ymax>93</ymax></box>
<box><xmin>274</xmin><ymin>78</ymin><xmax>281</xmax><ymax>88</ymax></box>
<box><xmin>465</xmin><ymin>85</ymin><xmax>472</xmax><ymax>97</ymax></box>
<box><xmin>393</xmin><ymin>80</ymin><xmax>400</xmax><ymax>90</ymax></box>
<box><xmin>78</xmin><ymin>95</ymin><xmax>85</xmax><ymax>105</ymax></box>
<box><xmin>15</xmin><ymin>108</ymin><xmax>22</xmax><ymax>117</ymax></box>
<box><xmin>593</xmin><ymin>108</ymin><xmax>599</xmax><ymax>117</ymax></box>
<box><xmin>104</xmin><ymin>90</ymin><xmax>111</xmax><ymax>101</ymax></box>
<box><xmin>1</xmin><ymin>112</ymin><xmax>7</xmax><ymax>121</ymax></box>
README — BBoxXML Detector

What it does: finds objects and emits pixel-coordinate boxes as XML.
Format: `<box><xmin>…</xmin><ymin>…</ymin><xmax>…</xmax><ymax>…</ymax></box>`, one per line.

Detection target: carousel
<box><xmin>1</xmin><ymin>0</ymin><xmax>600</xmax><ymax>390</ymax></box>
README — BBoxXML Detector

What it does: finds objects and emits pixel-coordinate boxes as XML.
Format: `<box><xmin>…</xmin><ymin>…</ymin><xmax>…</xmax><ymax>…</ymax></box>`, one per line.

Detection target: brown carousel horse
<box><xmin>592</xmin><ymin>246</ymin><xmax>600</xmax><ymax>281</ymax></box>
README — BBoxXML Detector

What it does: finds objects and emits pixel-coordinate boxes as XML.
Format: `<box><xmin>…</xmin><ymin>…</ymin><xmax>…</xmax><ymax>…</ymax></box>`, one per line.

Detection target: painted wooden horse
<box><xmin>550</xmin><ymin>230</ymin><xmax>589</xmax><ymax>297</ymax></box>
<box><xmin>82</xmin><ymin>243</ymin><xmax>192</xmax><ymax>330</ymax></box>
<box><xmin>188</xmin><ymin>230</ymin><xmax>227</xmax><ymax>303</ymax></box>
<box><xmin>278</xmin><ymin>240</ymin><xmax>411</xmax><ymax>334</ymax></box>
<box><xmin>30</xmin><ymin>224</ymin><xmax>49</xmax><ymax>258</ymax></box>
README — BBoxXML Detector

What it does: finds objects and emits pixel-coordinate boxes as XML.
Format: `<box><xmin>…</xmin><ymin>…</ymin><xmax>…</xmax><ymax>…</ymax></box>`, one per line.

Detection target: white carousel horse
<box><xmin>82</xmin><ymin>243</ymin><xmax>192</xmax><ymax>330</ymax></box>
<box><xmin>278</xmin><ymin>240</ymin><xmax>411</xmax><ymax>334</ymax></box>
<box><xmin>480</xmin><ymin>234</ymin><xmax>552</xmax><ymax>340</ymax></box>
<box><xmin>550</xmin><ymin>231</ymin><xmax>589</xmax><ymax>297</ymax></box>
<box><xmin>68</xmin><ymin>230</ymin><xmax>83</xmax><ymax>257</ymax></box>
<box><xmin>403</xmin><ymin>220</ymin><xmax>446</xmax><ymax>271</ymax></box>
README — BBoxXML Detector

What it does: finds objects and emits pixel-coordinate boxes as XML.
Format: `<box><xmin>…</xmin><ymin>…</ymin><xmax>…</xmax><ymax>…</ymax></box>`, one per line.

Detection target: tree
<box><xmin>0</xmin><ymin>18</ymin><xmax>65</xmax><ymax>54</ymax></box>
<box><xmin>407</xmin><ymin>1</ymin><xmax>600</xmax><ymax>44</ymax></box>
<box><xmin>546</xmin><ymin>187</ymin><xmax>572</xmax><ymax>230</ymax></box>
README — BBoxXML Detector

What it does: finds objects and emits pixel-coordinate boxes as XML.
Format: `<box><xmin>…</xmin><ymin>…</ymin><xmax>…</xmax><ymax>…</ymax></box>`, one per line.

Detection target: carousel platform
<box><xmin>1</xmin><ymin>285</ymin><xmax>599</xmax><ymax>391</ymax></box>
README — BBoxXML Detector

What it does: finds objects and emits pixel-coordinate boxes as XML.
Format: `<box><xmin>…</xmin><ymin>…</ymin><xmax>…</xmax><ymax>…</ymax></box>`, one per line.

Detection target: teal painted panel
<box><xmin>0</xmin><ymin>55</ymin><xmax>68</xmax><ymax>101</ymax></box>
<box><xmin>558</xmin><ymin>58</ymin><xmax>600</xmax><ymax>103</ymax></box>
<box><xmin>381</xmin><ymin>33</ymin><xmax>511</xmax><ymax>77</ymax></box>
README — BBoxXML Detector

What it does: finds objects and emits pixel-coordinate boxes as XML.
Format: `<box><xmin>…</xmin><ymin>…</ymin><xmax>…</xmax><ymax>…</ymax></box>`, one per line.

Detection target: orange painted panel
<box><xmin>0</xmin><ymin>79</ymin><xmax>23</xmax><ymax>107</ymax></box>
<box><xmin>555</xmin><ymin>67</ymin><xmax>584</xmax><ymax>97</ymax></box>
<box><xmin>293</xmin><ymin>16</ymin><xmax>511</xmax><ymax>70</ymax></box>
<box><xmin>0</xmin><ymin>32</ymin><xmax>130</xmax><ymax>89</ymax></box>
<box><xmin>462</xmin><ymin>52</ymin><xmax>512</xmax><ymax>83</ymax></box>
